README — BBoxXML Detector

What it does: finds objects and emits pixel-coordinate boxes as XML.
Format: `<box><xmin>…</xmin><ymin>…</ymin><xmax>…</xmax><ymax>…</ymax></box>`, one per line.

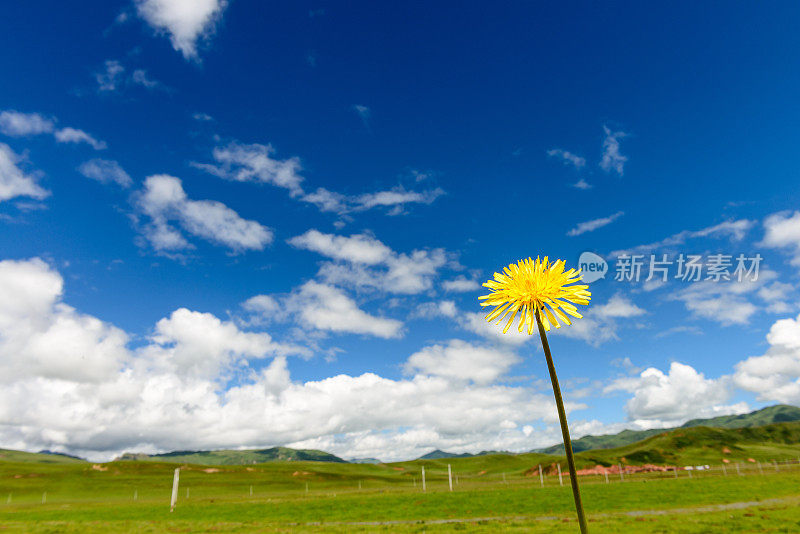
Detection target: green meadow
<box><xmin>3</xmin><ymin>423</ymin><xmax>800</xmax><ymax>532</ymax></box>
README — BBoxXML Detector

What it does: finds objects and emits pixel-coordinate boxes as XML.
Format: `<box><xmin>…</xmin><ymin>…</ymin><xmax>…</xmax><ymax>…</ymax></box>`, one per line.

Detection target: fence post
<box><xmin>757</xmin><ymin>461</ymin><xmax>764</xmax><ymax>475</ymax></box>
<box><xmin>448</xmin><ymin>464</ymin><xmax>453</xmax><ymax>491</ymax></box>
<box><xmin>619</xmin><ymin>464</ymin><xmax>624</xmax><ymax>482</ymax></box>
<box><xmin>538</xmin><ymin>465</ymin><xmax>543</xmax><ymax>488</ymax></box>
<box><xmin>422</xmin><ymin>466</ymin><xmax>426</xmax><ymax>492</ymax></box>
<box><xmin>170</xmin><ymin>468</ymin><xmax>180</xmax><ymax>512</ymax></box>
<box><xmin>41</xmin><ymin>492</ymin><xmax>46</xmax><ymax>504</ymax></box>
<box><xmin>604</xmin><ymin>471</ymin><xmax>609</xmax><ymax>484</ymax></box>
<box><xmin>557</xmin><ymin>464</ymin><xmax>563</xmax><ymax>486</ymax></box>
<box><xmin>722</xmin><ymin>464</ymin><xmax>727</xmax><ymax>476</ymax></box>
<box><xmin>736</xmin><ymin>462</ymin><xmax>741</xmax><ymax>476</ymax></box>
<box><xmin>773</xmin><ymin>460</ymin><xmax>779</xmax><ymax>472</ymax></box>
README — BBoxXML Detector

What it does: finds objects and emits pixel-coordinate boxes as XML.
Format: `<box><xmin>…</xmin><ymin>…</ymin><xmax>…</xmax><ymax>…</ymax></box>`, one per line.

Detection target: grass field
<box><xmin>2</xmin><ymin>452</ymin><xmax>800</xmax><ymax>532</ymax></box>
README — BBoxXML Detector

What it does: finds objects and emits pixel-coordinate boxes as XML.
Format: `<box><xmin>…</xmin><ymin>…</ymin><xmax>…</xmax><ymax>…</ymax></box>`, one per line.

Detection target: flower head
<box><xmin>480</xmin><ymin>256</ymin><xmax>591</xmax><ymax>334</ymax></box>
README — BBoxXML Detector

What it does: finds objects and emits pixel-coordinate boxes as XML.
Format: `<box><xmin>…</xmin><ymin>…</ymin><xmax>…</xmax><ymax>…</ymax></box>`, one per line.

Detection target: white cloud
<box><xmin>141</xmin><ymin>308</ymin><xmax>301</xmax><ymax>379</ymax></box>
<box><xmin>0</xmin><ymin>109</ymin><xmax>106</xmax><ymax>150</ymax></box>
<box><xmin>0</xmin><ymin>143</ymin><xmax>49</xmax><ymax>202</ymax></box>
<box><xmin>131</xmin><ymin>69</ymin><xmax>162</xmax><ymax>89</ymax></box>
<box><xmin>734</xmin><ymin>313</ymin><xmax>800</xmax><ymax>404</ymax></box>
<box><xmin>760</xmin><ymin>211</ymin><xmax>800</xmax><ymax>265</ymax></box>
<box><xmin>547</xmin><ymin>148</ymin><xmax>585</xmax><ymax>169</ymax></box>
<box><xmin>606</xmin><ymin>362</ymin><xmax>747</xmax><ymax>427</ymax></box>
<box><xmin>611</xmin><ymin>219</ymin><xmax>754</xmax><ymax>257</ymax></box>
<box><xmin>352</xmin><ymin>104</ymin><xmax>370</xmax><ymax>128</ymax></box>
<box><xmin>0</xmin><ymin>258</ymin><xmax>597</xmax><ymax>462</ymax></box>
<box><xmin>95</xmin><ymin>60</ymin><xmax>125</xmax><ymax>92</ymax></box>
<box><xmin>292</xmin><ymin>230</ymin><xmax>448</xmax><ymax>295</ymax></box>
<box><xmin>595</xmin><ymin>294</ymin><xmax>647</xmax><ymax>318</ymax></box>
<box><xmin>288</xmin><ymin>230</ymin><xmax>392</xmax><ymax>265</ymax></box>
<box><xmin>0</xmin><ymin>258</ymin><xmax>129</xmax><ymax>383</ymax></box>
<box><xmin>572</xmin><ymin>178</ymin><xmax>592</xmax><ymax>190</ymax></box>
<box><xmin>567</xmin><ymin>211</ymin><xmax>624</xmax><ymax>236</ymax></box>
<box><xmin>284</xmin><ymin>281</ymin><xmax>403</xmax><ymax>339</ymax></box>
<box><xmin>54</xmin><ymin>128</ymin><xmax>107</xmax><ymax>150</ymax></box>
<box><xmin>0</xmin><ymin>111</ymin><xmax>54</xmax><ymax>136</ymax></box>
<box><xmin>77</xmin><ymin>159</ymin><xmax>132</xmax><ymax>188</ymax></box>
<box><xmin>135</xmin><ymin>0</ymin><xmax>228</xmax><ymax>60</ymax></box>
<box><xmin>424</xmin><ymin>294</ymin><xmax>642</xmax><ymax>348</ymax></box>
<box><xmin>671</xmin><ymin>269</ymin><xmax>785</xmax><ymax>326</ymax></box>
<box><xmin>194</xmin><ymin>141</ymin><xmax>444</xmax><ymax>217</ymax></box>
<box><xmin>599</xmin><ymin>125</ymin><xmax>627</xmax><ymax>176</ymax></box>
<box><xmin>353</xmin><ymin>186</ymin><xmax>445</xmax><ymax>213</ymax></box>
<box><xmin>442</xmin><ymin>276</ymin><xmax>480</xmax><ymax>292</ymax></box>
<box><xmin>404</xmin><ymin>340</ymin><xmax>520</xmax><ymax>385</ymax></box>
<box><xmin>94</xmin><ymin>61</ymin><xmax>164</xmax><ymax>93</ymax></box>
<box><xmin>136</xmin><ymin>174</ymin><xmax>273</xmax><ymax>252</ymax></box>
<box><xmin>192</xmin><ymin>141</ymin><xmax>304</xmax><ymax>196</ymax></box>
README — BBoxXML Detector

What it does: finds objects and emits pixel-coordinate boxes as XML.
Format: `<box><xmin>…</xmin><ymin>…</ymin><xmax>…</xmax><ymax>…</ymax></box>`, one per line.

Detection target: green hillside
<box><xmin>0</xmin><ymin>448</ymin><xmax>86</xmax><ymax>464</ymax></box>
<box><xmin>681</xmin><ymin>404</ymin><xmax>800</xmax><ymax>429</ymax></box>
<box><xmin>537</xmin><ymin>404</ymin><xmax>800</xmax><ymax>455</ymax></box>
<box><xmin>116</xmin><ymin>446</ymin><xmax>345</xmax><ymax>465</ymax></box>
<box><xmin>569</xmin><ymin>421</ymin><xmax>800</xmax><ymax>469</ymax></box>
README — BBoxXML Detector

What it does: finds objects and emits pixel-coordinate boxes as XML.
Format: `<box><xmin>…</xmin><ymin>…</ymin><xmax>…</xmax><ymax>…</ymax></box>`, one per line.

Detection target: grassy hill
<box><xmin>115</xmin><ymin>446</ymin><xmax>345</xmax><ymax>465</ymax></box>
<box><xmin>681</xmin><ymin>404</ymin><xmax>800</xmax><ymax>429</ymax></box>
<box><xmin>537</xmin><ymin>404</ymin><xmax>800</xmax><ymax>455</ymax></box>
<box><xmin>569</xmin><ymin>421</ymin><xmax>800</xmax><ymax>469</ymax></box>
<box><xmin>0</xmin><ymin>448</ymin><xmax>86</xmax><ymax>464</ymax></box>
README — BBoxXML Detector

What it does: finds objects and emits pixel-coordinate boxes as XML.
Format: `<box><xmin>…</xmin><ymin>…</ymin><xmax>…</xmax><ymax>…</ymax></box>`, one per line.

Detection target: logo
<box><xmin>578</xmin><ymin>251</ymin><xmax>608</xmax><ymax>283</ymax></box>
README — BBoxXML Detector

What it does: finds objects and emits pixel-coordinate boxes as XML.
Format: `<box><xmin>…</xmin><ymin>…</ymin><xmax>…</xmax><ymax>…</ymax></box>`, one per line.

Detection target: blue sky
<box><xmin>2</xmin><ymin>1</ymin><xmax>800</xmax><ymax>461</ymax></box>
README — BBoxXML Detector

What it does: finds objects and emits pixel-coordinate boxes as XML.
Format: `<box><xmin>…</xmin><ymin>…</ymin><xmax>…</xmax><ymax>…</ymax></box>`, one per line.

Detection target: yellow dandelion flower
<box><xmin>479</xmin><ymin>256</ymin><xmax>591</xmax><ymax>334</ymax></box>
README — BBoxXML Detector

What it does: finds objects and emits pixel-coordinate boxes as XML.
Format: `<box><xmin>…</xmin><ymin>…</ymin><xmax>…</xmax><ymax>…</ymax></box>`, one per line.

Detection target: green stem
<box><xmin>535</xmin><ymin>308</ymin><xmax>589</xmax><ymax>533</ymax></box>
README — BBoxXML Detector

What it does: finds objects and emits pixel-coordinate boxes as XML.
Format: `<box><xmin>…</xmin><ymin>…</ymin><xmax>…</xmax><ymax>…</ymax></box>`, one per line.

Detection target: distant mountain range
<box><xmin>416</xmin><ymin>449</ymin><xmax>509</xmax><ymax>460</ymax></box>
<box><xmin>4</xmin><ymin>405</ymin><xmax>800</xmax><ymax>466</ymax></box>
<box><xmin>115</xmin><ymin>446</ymin><xmax>345</xmax><ymax>465</ymax></box>
<box><xmin>533</xmin><ymin>404</ymin><xmax>800</xmax><ymax>455</ymax></box>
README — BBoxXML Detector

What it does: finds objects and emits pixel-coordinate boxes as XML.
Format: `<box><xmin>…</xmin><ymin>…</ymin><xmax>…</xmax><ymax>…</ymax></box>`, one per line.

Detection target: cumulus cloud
<box><xmin>288</xmin><ymin>230</ymin><xmax>392</xmax><ymax>265</ymax></box>
<box><xmin>611</xmin><ymin>219</ymin><xmax>754</xmax><ymax>257</ymax></box>
<box><xmin>136</xmin><ymin>174</ymin><xmax>273</xmax><ymax>252</ymax></box>
<box><xmin>734</xmin><ymin>313</ymin><xmax>800</xmax><ymax>404</ymax></box>
<box><xmin>760</xmin><ymin>211</ymin><xmax>800</xmax><ymax>265</ymax></box>
<box><xmin>0</xmin><ymin>109</ymin><xmax>106</xmax><ymax>150</ymax></box>
<box><xmin>599</xmin><ymin>125</ymin><xmax>628</xmax><ymax>176</ymax></box>
<box><xmin>606</xmin><ymin>362</ymin><xmax>747</xmax><ymax>427</ymax></box>
<box><xmin>418</xmin><ymin>294</ymin><xmax>643</xmax><ymax>348</ymax></box>
<box><xmin>0</xmin><ymin>111</ymin><xmax>54</xmax><ymax>136</ymax></box>
<box><xmin>77</xmin><ymin>159</ymin><xmax>132</xmax><ymax>188</ymax></box>
<box><xmin>135</xmin><ymin>0</ymin><xmax>228</xmax><ymax>60</ymax></box>
<box><xmin>0</xmin><ymin>259</ymin><xmax>576</xmax><ymax>461</ymax></box>
<box><xmin>572</xmin><ymin>178</ymin><xmax>592</xmax><ymax>190</ymax></box>
<box><xmin>0</xmin><ymin>258</ymin><xmax>128</xmax><ymax>383</ymax></box>
<box><xmin>282</xmin><ymin>281</ymin><xmax>404</xmax><ymax>339</ymax></box>
<box><xmin>404</xmin><ymin>340</ymin><xmax>519</xmax><ymax>385</ymax></box>
<box><xmin>192</xmin><ymin>142</ymin><xmax>305</xmax><ymax>196</ymax></box>
<box><xmin>194</xmin><ymin>140</ymin><xmax>444</xmax><ymax>216</ymax></box>
<box><xmin>141</xmin><ymin>308</ymin><xmax>302</xmax><ymax>379</ymax></box>
<box><xmin>291</xmin><ymin>230</ymin><xmax>448</xmax><ymax>295</ymax></box>
<box><xmin>670</xmin><ymin>269</ymin><xmax>788</xmax><ymax>326</ymax></box>
<box><xmin>0</xmin><ymin>143</ymin><xmax>49</xmax><ymax>202</ymax></box>
<box><xmin>442</xmin><ymin>276</ymin><xmax>480</xmax><ymax>292</ymax></box>
<box><xmin>567</xmin><ymin>211</ymin><xmax>624</xmax><ymax>236</ymax></box>
<box><xmin>95</xmin><ymin>60</ymin><xmax>164</xmax><ymax>93</ymax></box>
<box><xmin>54</xmin><ymin>127</ymin><xmax>107</xmax><ymax>150</ymax></box>
<box><xmin>95</xmin><ymin>60</ymin><xmax>126</xmax><ymax>92</ymax></box>
<box><xmin>547</xmin><ymin>148</ymin><xmax>585</xmax><ymax>169</ymax></box>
